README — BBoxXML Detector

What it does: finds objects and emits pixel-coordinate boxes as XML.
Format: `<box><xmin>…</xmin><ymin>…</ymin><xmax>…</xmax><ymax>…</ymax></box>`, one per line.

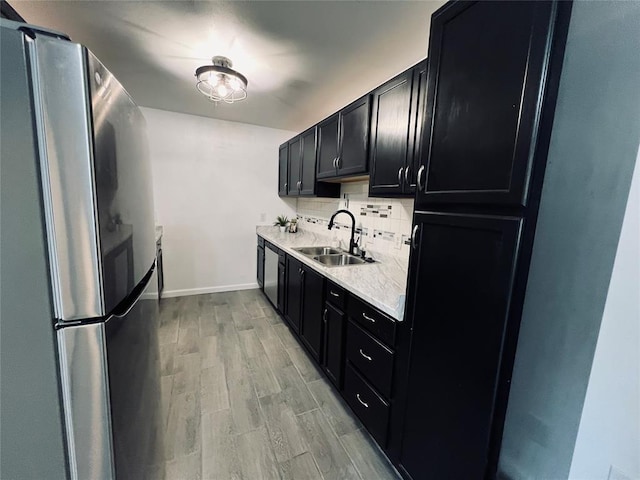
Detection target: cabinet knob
<box><xmin>417</xmin><ymin>165</ymin><xmax>425</xmax><ymax>192</ymax></box>
<box><xmin>397</xmin><ymin>167</ymin><xmax>404</xmax><ymax>186</ymax></box>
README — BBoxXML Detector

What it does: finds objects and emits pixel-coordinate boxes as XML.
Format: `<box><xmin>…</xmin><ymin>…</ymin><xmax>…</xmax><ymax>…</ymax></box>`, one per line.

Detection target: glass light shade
<box><xmin>195</xmin><ymin>57</ymin><xmax>248</xmax><ymax>104</ymax></box>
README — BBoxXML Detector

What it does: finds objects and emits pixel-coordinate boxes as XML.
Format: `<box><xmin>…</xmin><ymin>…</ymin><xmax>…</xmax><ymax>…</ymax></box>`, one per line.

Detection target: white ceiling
<box><xmin>13</xmin><ymin>1</ymin><xmax>444</xmax><ymax>131</ymax></box>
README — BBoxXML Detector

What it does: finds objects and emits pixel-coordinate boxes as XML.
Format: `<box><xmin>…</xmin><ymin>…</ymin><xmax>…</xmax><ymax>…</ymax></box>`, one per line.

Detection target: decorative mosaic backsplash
<box><xmin>361</xmin><ymin>204</ymin><xmax>392</xmax><ymax>218</ymax></box>
<box><xmin>296</xmin><ymin>181</ymin><xmax>414</xmax><ymax>258</ymax></box>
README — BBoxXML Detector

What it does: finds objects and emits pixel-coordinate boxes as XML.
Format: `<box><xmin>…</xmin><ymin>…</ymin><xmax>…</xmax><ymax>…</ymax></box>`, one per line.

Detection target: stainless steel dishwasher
<box><xmin>264</xmin><ymin>243</ymin><xmax>279</xmax><ymax>308</ymax></box>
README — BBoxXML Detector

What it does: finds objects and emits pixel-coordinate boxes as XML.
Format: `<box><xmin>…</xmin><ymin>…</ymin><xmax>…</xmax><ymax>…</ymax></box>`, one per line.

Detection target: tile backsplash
<box><xmin>296</xmin><ymin>181</ymin><xmax>414</xmax><ymax>259</ymax></box>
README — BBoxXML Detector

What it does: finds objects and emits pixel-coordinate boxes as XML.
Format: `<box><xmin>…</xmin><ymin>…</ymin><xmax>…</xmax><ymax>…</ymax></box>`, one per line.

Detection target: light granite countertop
<box><xmin>256</xmin><ymin>226</ymin><xmax>409</xmax><ymax>321</ymax></box>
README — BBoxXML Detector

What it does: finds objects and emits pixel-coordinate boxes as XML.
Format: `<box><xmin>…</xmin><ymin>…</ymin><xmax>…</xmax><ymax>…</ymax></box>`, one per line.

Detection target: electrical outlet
<box><xmin>394</xmin><ymin>233</ymin><xmax>403</xmax><ymax>249</ymax></box>
<box><xmin>608</xmin><ymin>465</ymin><xmax>633</xmax><ymax>480</ymax></box>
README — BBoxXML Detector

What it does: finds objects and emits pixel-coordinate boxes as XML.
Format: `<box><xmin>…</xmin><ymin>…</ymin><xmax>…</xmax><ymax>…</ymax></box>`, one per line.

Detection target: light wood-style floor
<box><xmin>156</xmin><ymin>288</ymin><xmax>400</xmax><ymax>479</ymax></box>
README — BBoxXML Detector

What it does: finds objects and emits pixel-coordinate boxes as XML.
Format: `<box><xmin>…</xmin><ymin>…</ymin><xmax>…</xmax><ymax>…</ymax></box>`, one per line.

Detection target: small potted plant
<box><xmin>274</xmin><ymin>215</ymin><xmax>289</xmax><ymax>233</ymax></box>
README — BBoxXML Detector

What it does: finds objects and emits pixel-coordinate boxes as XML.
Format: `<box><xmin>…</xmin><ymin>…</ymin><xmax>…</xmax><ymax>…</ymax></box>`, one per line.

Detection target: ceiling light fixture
<box><xmin>195</xmin><ymin>56</ymin><xmax>248</xmax><ymax>104</ymax></box>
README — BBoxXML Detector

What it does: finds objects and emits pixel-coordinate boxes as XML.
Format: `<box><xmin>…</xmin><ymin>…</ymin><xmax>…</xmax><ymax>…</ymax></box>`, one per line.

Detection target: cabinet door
<box><xmin>287</xmin><ymin>136</ymin><xmax>302</xmax><ymax>196</ymax></box>
<box><xmin>338</xmin><ymin>95</ymin><xmax>370</xmax><ymax>177</ymax></box>
<box><xmin>299</xmin><ymin>127</ymin><xmax>317</xmax><ymax>196</ymax></box>
<box><xmin>406</xmin><ymin>60</ymin><xmax>427</xmax><ymax>195</ymax></box>
<box><xmin>398</xmin><ymin>212</ymin><xmax>522</xmax><ymax>480</ymax></box>
<box><xmin>323</xmin><ymin>302</ymin><xmax>345</xmax><ymax>389</ymax></box>
<box><xmin>317</xmin><ymin>114</ymin><xmax>339</xmax><ymax>179</ymax></box>
<box><xmin>284</xmin><ymin>256</ymin><xmax>302</xmax><ymax>333</ymax></box>
<box><xmin>369</xmin><ymin>70</ymin><xmax>414</xmax><ymax>197</ymax></box>
<box><xmin>300</xmin><ymin>266</ymin><xmax>324</xmax><ymax>361</ymax></box>
<box><xmin>278</xmin><ymin>143</ymin><xmax>288</xmax><ymax>196</ymax></box>
<box><xmin>416</xmin><ymin>1</ymin><xmax>559</xmax><ymax>208</ymax></box>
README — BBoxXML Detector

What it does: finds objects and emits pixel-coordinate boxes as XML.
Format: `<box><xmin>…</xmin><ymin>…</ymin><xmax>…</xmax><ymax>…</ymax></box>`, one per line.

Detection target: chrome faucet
<box><xmin>328</xmin><ymin>209</ymin><xmax>357</xmax><ymax>255</ymax></box>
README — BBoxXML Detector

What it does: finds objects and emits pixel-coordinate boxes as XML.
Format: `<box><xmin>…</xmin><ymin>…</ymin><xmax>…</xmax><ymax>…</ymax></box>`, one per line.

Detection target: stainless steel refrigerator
<box><xmin>0</xmin><ymin>19</ymin><xmax>163</xmax><ymax>479</ymax></box>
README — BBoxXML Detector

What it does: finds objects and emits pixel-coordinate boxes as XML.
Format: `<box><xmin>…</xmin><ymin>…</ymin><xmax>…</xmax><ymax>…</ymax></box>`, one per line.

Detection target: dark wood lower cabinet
<box><xmin>397</xmin><ymin>212</ymin><xmax>522</xmax><ymax>480</ymax></box>
<box><xmin>299</xmin><ymin>265</ymin><xmax>324</xmax><ymax>361</ymax></box>
<box><xmin>284</xmin><ymin>255</ymin><xmax>302</xmax><ymax>334</ymax></box>
<box><xmin>322</xmin><ymin>302</ymin><xmax>346</xmax><ymax>389</ymax></box>
<box><xmin>259</xmin><ymin>243</ymin><xmax>398</xmax><ymax>475</ymax></box>
<box><xmin>344</xmin><ymin>363</ymin><xmax>390</xmax><ymax>446</ymax></box>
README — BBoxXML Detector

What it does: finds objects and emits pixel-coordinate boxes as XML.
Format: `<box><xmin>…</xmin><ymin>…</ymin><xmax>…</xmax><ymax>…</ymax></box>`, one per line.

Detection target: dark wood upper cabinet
<box><xmin>416</xmin><ymin>1</ymin><xmax>560</xmax><ymax>208</ymax></box>
<box><xmin>317</xmin><ymin>96</ymin><xmax>371</xmax><ymax>180</ymax></box>
<box><xmin>282</xmin><ymin>128</ymin><xmax>339</xmax><ymax>198</ymax></box>
<box><xmin>338</xmin><ymin>95</ymin><xmax>370</xmax><ymax>177</ymax></box>
<box><xmin>369</xmin><ymin>69</ymin><xmax>415</xmax><ymax>197</ymax></box>
<box><xmin>287</xmin><ymin>136</ymin><xmax>302</xmax><ymax>196</ymax></box>
<box><xmin>300</xmin><ymin>265</ymin><xmax>325</xmax><ymax>361</ymax></box>
<box><xmin>278</xmin><ymin>143</ymin><xmax>288</xmax><ymax>196</ymax></box>
<box><xmin>317</xmin><ymin>114</ymin><xmax>340</xmax><ymax>179</ymax></box>
<box><xmin>407</xmin><ymin>60</ymin><xmax>428</xmax><ymax>194</ymax></box>
<box><xmin>299</xmin><ymin>127</ymin><xmax>317</xmax><ymax>196</ymax></box>
<box><xmin>398</xmin><ymin>211</ymin><xmax>522</xmax><ymax>480</ymax></box>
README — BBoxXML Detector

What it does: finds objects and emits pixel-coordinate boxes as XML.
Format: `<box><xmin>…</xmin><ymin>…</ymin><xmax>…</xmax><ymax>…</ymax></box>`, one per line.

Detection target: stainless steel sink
<box><xmin>294</xmin><ymin>246</ymin><xmax>371</xmax><ymax>267</ymax></box>
<box><xmin>313</xmin><ymin>254</ymin><xmax>367</xmax><ymax>266</ymax></box>
<box><xmin>294</xmin><ymin>246</ymin><xmax>343</xmax><ymax>256</ymax></box>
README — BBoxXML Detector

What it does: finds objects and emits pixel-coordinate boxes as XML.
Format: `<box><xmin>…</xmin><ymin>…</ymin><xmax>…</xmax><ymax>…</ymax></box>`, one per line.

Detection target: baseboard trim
<box><xmin>161</xmin><ymin>283</ymin><xmax>259</xmax><ymax>298</ymax></box>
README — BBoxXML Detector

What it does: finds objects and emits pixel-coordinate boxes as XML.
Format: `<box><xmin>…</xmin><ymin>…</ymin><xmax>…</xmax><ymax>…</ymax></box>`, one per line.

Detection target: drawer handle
<box><xmin>330</xmin><ymin>290</ymin><xmax>340</xmax><ymax>297</ymax></box>
<box><xmin>356</xmin><ymin>393</ymin><xmax>369</xmax><ymax>408</ymax></box>
<box><xmin>359</xmin><ymin>349</ymin><xmax>373</xmax><ymax>361</ymax></box>
<box><xmin>362</xmin><ymin>312</ymin><xmax>376</xmax><ymax>323</ymax></box>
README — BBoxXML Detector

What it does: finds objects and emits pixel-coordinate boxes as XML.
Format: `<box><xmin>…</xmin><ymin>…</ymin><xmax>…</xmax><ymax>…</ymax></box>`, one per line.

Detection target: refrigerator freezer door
<box><xmin>105</xmin><ymin>269</ymin><xmax>164</xmax><ymax>479</ymax></box>
<box><xmin>57</xmin><ymin>322</ymin><xmax>115</xmax><ymax>480</ymax></box>
<box><xmin>87</xmin><ymin>51</ymin><xmax>156</xmax><ymax>315</ymax></box>
<box><xmin>58</xmin><ymin>267</ymin><xmax>162</xmax><ymax>480</ymax></box>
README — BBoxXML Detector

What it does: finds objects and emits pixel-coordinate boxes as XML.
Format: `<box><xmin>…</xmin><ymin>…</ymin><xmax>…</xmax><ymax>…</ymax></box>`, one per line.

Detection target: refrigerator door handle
<box><xmin>110</xmin><ymin>263</ymin><xmax>155</xmax><ymax>319</ymax></box>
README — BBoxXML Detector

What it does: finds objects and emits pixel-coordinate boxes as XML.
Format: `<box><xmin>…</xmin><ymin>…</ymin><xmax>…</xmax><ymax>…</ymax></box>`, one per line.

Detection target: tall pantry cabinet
<box><xmin>391</xmin><ymin>1</ymin><xmax>574</xmax><ymax>479</ymax></box>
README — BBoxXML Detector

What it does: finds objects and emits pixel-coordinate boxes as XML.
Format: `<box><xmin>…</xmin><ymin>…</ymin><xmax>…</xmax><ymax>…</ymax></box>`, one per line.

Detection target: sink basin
<box><xmin>313</xmin><ymin>254</ymin><xmax>367</xmax><ymax>267</ymax></box>
<box><xmin>294</xmin><ymin>246</ymin><xmax>343</xmax><ymax>256</ymax></box>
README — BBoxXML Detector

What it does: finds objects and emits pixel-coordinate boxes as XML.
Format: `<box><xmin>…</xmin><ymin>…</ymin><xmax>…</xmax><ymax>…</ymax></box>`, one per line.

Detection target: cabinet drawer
<box><xmin>346</xmin><ymin>321</ymin><xmax>394</xmax><ymax>399</ymax></box>
<box><xmin>344</xmin><ymin>364</ymin><xmax>390</xmax><ymax>446</ymax></box>
<box><xmin>347</xmin><ymin>296</ymin><xmax>396</xmax><ymax>347</ymax></box>
<box><xmin>326</xmin><ymin>281</ymin><xmax>346</xmax><ymax>310</ymax></box>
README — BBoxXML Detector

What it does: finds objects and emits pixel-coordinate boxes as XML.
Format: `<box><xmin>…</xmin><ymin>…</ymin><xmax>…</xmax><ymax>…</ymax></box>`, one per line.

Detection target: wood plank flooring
<box><xmin>154</xmin><ymin>288</ymin><xmax>399</xmax><ymax>480</ymax></box>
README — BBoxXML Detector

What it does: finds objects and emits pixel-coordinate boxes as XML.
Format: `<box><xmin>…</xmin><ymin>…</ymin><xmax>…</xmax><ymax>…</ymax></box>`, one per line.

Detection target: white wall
<box><xmin>569</xmin><ymin>150</ymin><xmax>640</xmax><ymax>480</ymax></box>
<box><xmin>142</xmin><ymin>107</ymin><xmax>296</xmax><ymax>296</ymax></box>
